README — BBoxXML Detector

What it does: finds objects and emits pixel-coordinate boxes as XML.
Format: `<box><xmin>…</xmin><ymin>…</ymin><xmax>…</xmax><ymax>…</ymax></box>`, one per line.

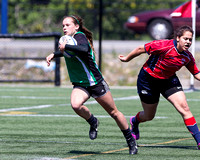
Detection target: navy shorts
<box><xmin>73</xmin><ymin>80</ymin><xmax>110</xmax><ymax>98</ymax></box>
<box><xmin>137</xmin><ymin>69</ymin><xmax>183</xmax><ymax>104</ymax></box>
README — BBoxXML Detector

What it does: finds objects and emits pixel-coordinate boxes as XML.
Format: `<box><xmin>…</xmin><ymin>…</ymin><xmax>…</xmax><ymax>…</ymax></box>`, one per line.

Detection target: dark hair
<box><xmin>174</xmin><ymin>25</ymin><xmax>193</xmax><ymax>39</ymax></box>
<box><xmin>66</xmin><ymin>15</ymin><xmax>95</xmax><ymax>53</ymax></box>
<box><xmin>197</xmin><ymin>0</ymin><xmax>200</xmax><ymax>8</ymax></box>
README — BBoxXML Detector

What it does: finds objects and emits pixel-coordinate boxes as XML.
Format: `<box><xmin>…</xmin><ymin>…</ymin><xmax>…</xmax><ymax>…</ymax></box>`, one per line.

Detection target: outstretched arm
<box><xmin>46</xmin><ymin>51</ymin><xmax>63</xmax><ymax>66</ymax></box>
<box><xmin>194</xmin><ymin>72</ymin><xmax>200</xmax><ymax>81</ymax></box>
<box><xmin>118</xmin><ymin>45</ymin><xmax>146</xmax><ymax>62</ymax></box>
<box><xmin>46</xmin><ymin>53</ymin><xmax>54</xmax><ymax>66</ymax></box>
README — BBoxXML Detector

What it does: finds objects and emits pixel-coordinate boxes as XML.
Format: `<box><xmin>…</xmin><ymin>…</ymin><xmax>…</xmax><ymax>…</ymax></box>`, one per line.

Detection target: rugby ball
<box><xmin>59</xmin><ymin>35</ymin><xmax>77</xmax><ymax>58</ymax></box>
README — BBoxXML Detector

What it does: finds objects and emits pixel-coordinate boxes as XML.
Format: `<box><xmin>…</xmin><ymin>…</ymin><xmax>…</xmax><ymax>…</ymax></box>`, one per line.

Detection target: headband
<box><xmin>70</xmin><ymin>15</ymin><xmax>80</xmax><ymax>25</ymax></box>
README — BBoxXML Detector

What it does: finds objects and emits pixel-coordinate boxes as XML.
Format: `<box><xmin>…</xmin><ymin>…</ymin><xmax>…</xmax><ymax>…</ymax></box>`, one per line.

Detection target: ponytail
<box><xmin>68</xmin><ymin>15</ymin><xmax>95</xmax><ymax>53</ymax></box>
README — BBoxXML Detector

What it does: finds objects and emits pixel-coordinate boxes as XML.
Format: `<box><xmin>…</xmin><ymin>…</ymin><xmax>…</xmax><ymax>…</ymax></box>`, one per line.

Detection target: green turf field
<box><xmin>0</xmin><ymin>85</ymin><xmax>200</xmax><ymax>160</ymax></box>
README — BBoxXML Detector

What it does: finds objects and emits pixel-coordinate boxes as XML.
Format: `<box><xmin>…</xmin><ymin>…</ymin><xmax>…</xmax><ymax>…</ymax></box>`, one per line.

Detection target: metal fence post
<box><xmin>54</xmin><ymin>36</ymin><xmax>61</xmax><ymax>86</ymax></box>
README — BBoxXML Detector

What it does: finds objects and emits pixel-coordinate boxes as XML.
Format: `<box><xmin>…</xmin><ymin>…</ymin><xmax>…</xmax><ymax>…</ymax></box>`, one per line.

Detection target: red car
<box><xmin>125</xmin><ymin>1</ymin><xmax>200</xmax><ymax>40</ymax></box>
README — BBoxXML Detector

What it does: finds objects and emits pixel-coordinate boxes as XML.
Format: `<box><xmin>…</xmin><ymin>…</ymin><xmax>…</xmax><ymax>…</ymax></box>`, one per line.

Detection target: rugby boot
<box><xmin>128</xmin><ymin>137</ymin><xmax>138</xmax><ymax>154</ymax></box>
<box><xmin>89</xmin><ymin>119</ymin><xmax>99</xmax><ymax>140</ymax></box>
<box><xmin>130</xmin><ymin>116</ymin><xmax>140</xmax><ymax>140</ymax></box>
<box><xmin>198</xmin><ymin>143</ymin><xmax>200</xmax><ymax>150</ymax></box>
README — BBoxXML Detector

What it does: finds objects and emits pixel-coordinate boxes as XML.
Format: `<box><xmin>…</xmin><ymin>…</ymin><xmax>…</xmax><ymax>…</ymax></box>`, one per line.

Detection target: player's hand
<box><xmin>46</xmin><ymin>53</ymin><xmax>54</xmax><ymax>66</ymax></box>
<box><xmin>118</xmin><ymin>55</ymin><xmax>128</xmax><ymax>62</ymax></box>
<box><xmin>59</xmin><ymin>38</ymin><xmax>67</xmax><ymax>53</ymax></box>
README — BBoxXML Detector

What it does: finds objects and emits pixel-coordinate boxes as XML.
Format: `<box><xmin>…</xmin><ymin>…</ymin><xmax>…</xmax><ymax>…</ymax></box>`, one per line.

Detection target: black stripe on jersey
<box><xmin>147</xmin><ymin>55</ymin><xmax>160</xmax><ymax>71</ymax></box>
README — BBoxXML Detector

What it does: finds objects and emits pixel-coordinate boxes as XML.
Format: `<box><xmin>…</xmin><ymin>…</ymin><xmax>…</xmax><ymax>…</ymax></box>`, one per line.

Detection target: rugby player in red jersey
<box><xmin>119</xmin><ymin>25</ymin><xmax>200</xmax><ymax>149</ymax></box>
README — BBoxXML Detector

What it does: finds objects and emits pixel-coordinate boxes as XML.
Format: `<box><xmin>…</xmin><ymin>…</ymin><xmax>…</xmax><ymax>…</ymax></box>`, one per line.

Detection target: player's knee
<box><xmin>183</xmin><ymin>106</ymin><xmax>190</xmax><ymax>113</ymax></box>
<box><xmin>71</xmin><ymin>102</ymin><xmax>82</xmax><ymax>111</ymax></box>
<box><xmin>143</xmin><ymin>114</ymin><xmax>155</xmax><ymax>121</ymax></box>
<box><xmin>182</xmin><ymin>104</ymin><xmax>190</xmax><ymax>112</ymax></box>
<box><xmin>179</xmin><ymin>103</ymin><xmax>191</xmax><ymax>115</ymax></box>
<box><xmin>109</xmin><ymin>110</ymin><xmax>120</xmax><ymax>120</ymax></box>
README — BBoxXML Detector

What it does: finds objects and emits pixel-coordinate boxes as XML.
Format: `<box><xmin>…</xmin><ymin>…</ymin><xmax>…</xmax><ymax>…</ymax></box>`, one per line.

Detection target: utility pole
<box><xmin>1</xmin><ymin>0</ymin><xmax>8</xmax><ymax>34</ymax></box>
<box><xmin>98</xmin><ymin>0</ymin><xmax>103</xmax><ymax>71</ymax></box>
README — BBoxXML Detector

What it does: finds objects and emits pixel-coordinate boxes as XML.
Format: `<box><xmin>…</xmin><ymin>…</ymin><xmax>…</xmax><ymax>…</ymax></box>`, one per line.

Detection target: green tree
<box><xmin>7</xmin><ymin>0</ymin><xmax>187</xmax><ymax>39</ymax></box>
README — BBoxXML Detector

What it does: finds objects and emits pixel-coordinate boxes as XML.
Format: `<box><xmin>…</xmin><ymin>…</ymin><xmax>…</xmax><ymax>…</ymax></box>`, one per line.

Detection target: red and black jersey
<box><xmin>143</xmin><ymin>39</ymin><xmax>200</xmax><ymax>79</ymax></box>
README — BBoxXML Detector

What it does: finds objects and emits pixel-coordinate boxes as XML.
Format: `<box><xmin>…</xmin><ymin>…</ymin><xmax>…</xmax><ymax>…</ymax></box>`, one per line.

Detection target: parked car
<box><xmin>124</xmin><ymin>1</ymin><xmax>200</xmax><ymax>40</ymax></box>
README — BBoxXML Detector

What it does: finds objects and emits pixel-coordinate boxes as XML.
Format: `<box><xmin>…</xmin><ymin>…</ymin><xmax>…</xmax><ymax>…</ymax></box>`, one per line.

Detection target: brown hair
<box><xmin>66</xmin><ymin>15</ymin><xmax>95</xmax><ymax>53</ymax></box>
<box><xmin>174</xmin><ymin>25</ymin><xmax>193</xmax><ymax>39</ymax></box>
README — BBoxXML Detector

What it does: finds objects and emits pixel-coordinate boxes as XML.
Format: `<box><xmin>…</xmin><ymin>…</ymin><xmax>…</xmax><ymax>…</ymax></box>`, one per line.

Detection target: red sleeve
<box><xmin>145</xmin><ymin>39</ymin><xmax>173</xmax><ymax>55</ymax></box>
<box><xmin>186</xmin><ymin>52</ymin><xmax>200</xmax><ymax>75</ymax></box>
<box><xmin>145</xmin><ymin>40</ymin><xmax>160</xmax><ymax>55</ymax></box>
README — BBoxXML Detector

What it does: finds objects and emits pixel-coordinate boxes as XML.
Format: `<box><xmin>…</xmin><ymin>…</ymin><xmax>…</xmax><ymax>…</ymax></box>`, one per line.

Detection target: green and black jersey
<box><xmin>64</xmin><ymin>32</ymin><xmax>103</xmax><ymax>87</ymax></box>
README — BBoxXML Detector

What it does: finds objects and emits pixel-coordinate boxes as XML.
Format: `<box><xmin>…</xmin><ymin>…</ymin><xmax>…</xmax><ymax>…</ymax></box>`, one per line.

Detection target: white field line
<box><xmin>187</xmin><ymin>99</ymin><xmax>200</xmax><ymax>101</ymax></box>
<box><xmin>0</xmin><ymin>95</ymin><xmax>166</xmax><ymax>119</ymax></box>
<box><xmin>0</xmin><ymin>96</ymin><xmax>68</xmax><ymax>100</ymax></box>
<box><xmin>0</xmin><ymin>104</ymin><xmax>55</xmax><ymax>112</ymax></box>
<box><xmin>0</xmin><ymin>114</ymin><xmax>167</xmax><ymax>119</ymax></box>
<box><xmin>0</xmin><ymin>88</ymin><xmax>37</xmax><ymax>92</ymax></box>
<box><xmin>0</xmin><ymin>88</ymin><xmax>61</xmax><ymax>92</ymax></box>
<box><xmin>35</xmin><ymin>158</ymin><xmax>62</xmax><ymax>160</ymax></box>
<box><xmin>0</xmin><ymin>96</ymin><xmax>139</xmax><ymax>113</ymax></box>
<box><xmin>1</xmin><ymin>94</ymin><xmax>199</xmax><ymax>118</ymax></box>
<box><xmin>1</xmin><ymin>94</ymin><xmax>199</xmax><ymax>101</ymax></box>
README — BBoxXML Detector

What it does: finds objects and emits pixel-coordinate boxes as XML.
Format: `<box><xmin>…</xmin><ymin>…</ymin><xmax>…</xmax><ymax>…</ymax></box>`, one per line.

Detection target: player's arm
<box><xmin>46</xmin><ymin>53</ymin><xmax>54</xmax><ymax>66</ymax></box>
<box><xmin>59</xmin><ymin>33</ymin><xmax>90</xmax><ymax>54</ymax></box>
<box><xmin>186</xmin><ymin>54</ymin><xmax>200</xmax><ymax>81</ymax></box>
<box><xmin>194</xmin><ymin>72</ymin><xmax>200</xmax><ymax>81</ymax></box>
<box><xmin>64</xmin><ymin>44</ymin><xmax>89</xmax><ymax>53</ymax></box>
<box><xmin>59</xmin><ymin>40</ymin><xmax>89</xmax><ymax>54</ymax></box>
<box><xmin>54</xmin><ymin>51</ymin><xmax>64</xmax><ymax>57</ymax></box>
<box><xmin>118</xmin><ymin>45</ymin><xmax>146</xmax><ymax>62</ymax></box>
<box><xmin>46</xmin><ymin>51</ymin><xmax>63</xmax><ymax>66</ymax></box>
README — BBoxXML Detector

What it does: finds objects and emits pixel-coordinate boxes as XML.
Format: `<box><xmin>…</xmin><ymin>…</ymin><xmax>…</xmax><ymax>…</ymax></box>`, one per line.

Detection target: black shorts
<box><xmin>73</xmin><ymin>80</ymin><xmax>110</xmax><ymax>98</ymax></box>
<box><xmin>137</xmin><ymin>69</ymin><xmax>183</xmax><ymax>104</ymax></box>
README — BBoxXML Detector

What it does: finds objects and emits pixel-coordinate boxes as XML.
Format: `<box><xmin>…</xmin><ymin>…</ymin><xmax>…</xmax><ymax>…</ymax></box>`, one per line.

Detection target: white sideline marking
<box><xmin>0</xmin><ymin>96</ymin><xmax>68</xmax><ymax>100</ymax></box>
<box><xmin>0</xmin><ymin>105</ymin><xmax>54</xmax><ymax>112</ymax></box>
<box><xmin>187</xmin><ymin>99</ymin><xmax>200</xmax><ymax>101</ymax></box>
<box><xmin>113</xmin><ymin>96</ymin><xmax>139</xmax><ymax>100</ymax></box>
<box><xmin>0</xmin><ymin>88</ymin><xmax>58</xmax><ymax>92</ymax></box>
<box><xmin>35</xmin><ymin>158</ymin><xmax>62</xmax><ymax>160</ymax></box>
<box><xmin>0</xmin><ymin>89</ymin><xmax>36</xmax><ymax>92</ymax></box>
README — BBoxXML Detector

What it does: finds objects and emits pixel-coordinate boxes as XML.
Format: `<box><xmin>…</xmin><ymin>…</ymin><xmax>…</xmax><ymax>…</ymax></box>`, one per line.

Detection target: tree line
<box><xmin>7</xmin><ymin>0</ymin><xmax>186</xmax><ymax>40</ymax></box>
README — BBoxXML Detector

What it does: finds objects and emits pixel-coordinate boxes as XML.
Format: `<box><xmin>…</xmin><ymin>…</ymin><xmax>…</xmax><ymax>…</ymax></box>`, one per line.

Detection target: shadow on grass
<box><xmin>68</xmin><ymin>150</ymin><xmax>129</xmax><ymax>156</ymax></box>
<box><xmin>69</xmin><ymin>150</ymin><xmax>101</xmax><ymax>154</ymax></box>
<box><xmin>139</xmin><ymin>145</ymin><xmax>197</xmax><ymax>150</ymax></box>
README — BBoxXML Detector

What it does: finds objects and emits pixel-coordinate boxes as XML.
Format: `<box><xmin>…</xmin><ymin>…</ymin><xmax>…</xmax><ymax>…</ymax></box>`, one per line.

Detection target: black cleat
<box><xmin>128</xmin><ymin>138</ymin><xmax>138</xmax><ymax>154</ymax></box>
<box><xmin>89</xmin><ymin>119</ymin><xmax>99</xmax><ymax>140</ymax></box>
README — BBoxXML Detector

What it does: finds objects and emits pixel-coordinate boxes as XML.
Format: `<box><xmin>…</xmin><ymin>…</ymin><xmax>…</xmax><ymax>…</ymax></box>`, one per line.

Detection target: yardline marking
<box><xmin>62</xmin><ymin>137</ymin><xmax>193</xmax><ymax>160</ymax></box>
<box><xmin>0</xmin><ymin>96</ymin><xmax>139</xmax><ymax>113</ymax></box>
